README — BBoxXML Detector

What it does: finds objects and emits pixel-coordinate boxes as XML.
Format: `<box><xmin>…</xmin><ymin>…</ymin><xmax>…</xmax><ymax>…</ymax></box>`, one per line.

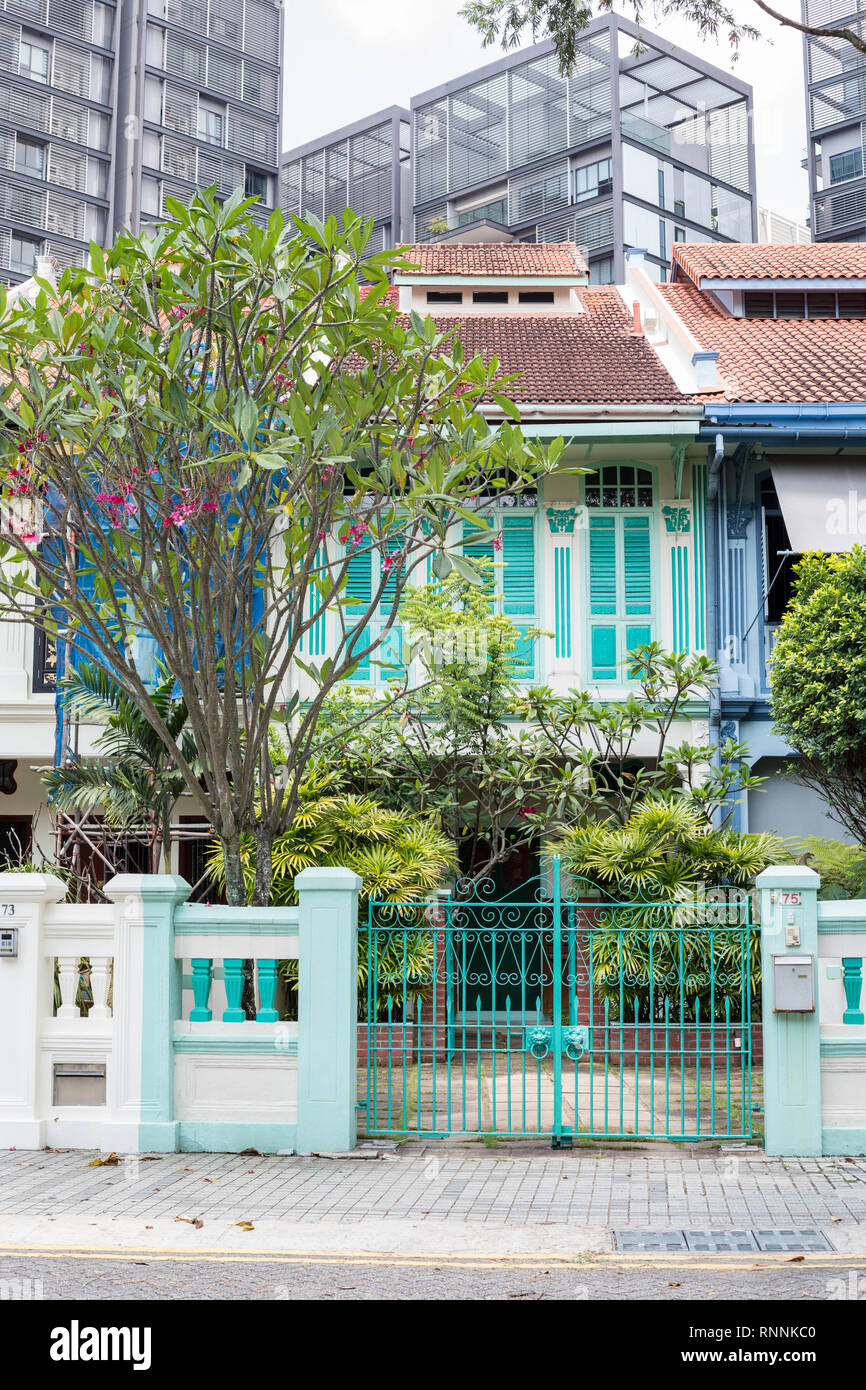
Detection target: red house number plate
<box><xmin>778</xmin><ymin>892</ymin><xmax>802</xmax><ymax>906</ymax></box>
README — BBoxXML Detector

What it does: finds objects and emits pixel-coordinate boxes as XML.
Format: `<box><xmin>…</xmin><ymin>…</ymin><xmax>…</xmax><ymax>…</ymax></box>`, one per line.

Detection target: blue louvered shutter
<box><xmin>502</xmin><ymin>514</ymin><xmax>535</xmax><ymax>615</ymax></box>
<box><xmin>345</xmin><ymin>546</ymin><xmax>372</xmax><ymax>681</ymax></box>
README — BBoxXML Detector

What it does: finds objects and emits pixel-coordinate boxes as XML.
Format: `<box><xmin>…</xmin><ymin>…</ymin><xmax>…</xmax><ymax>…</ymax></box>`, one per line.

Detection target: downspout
<box><xmin>706</xmin><ymin>433</ymin><xmax>724</xmax><ymax>823</ymax></box>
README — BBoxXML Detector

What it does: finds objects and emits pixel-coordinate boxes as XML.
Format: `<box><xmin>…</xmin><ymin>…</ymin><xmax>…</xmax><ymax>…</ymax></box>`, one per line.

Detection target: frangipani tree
<box><xmin>0</xmin><ymin>189</ymin><xmax>559</xmax><ymax>903</ymax></box>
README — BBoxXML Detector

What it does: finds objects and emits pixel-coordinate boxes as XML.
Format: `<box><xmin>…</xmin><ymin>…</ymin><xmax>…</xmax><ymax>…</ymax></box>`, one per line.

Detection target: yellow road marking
<box><xmin>0</xmin><ymin>1246</ymin><xmax>863</xmax><ymax>1272</ymax></box>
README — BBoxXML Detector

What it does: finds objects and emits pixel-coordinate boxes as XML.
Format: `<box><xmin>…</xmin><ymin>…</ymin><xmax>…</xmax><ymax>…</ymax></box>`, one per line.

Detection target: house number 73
<box><xmin>0</xmin><ymin>904</ymin><xmax>14</xmax><ymax>915</ymax></box>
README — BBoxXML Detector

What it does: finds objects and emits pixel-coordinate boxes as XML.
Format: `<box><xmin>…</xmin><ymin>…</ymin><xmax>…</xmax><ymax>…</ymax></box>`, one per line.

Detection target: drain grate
<box><xmin>614</xmin><ymin>1229</ymin><xmax>687</xmax><ymax>1251</ymax></box>
<box><xmin>684</xmin><ymin>1229</ymin><xmax>758</xmax><ymax>1252</ymax></box>
<box><xmin>614</xmin><ymin>1228</ymin><xmax>832</xmax><ymax>1253</ymax></box>
<box><xmin>753</xmin><ymin>1229</ymin><xmax>831</xmax><ymax>1252</ymax></box>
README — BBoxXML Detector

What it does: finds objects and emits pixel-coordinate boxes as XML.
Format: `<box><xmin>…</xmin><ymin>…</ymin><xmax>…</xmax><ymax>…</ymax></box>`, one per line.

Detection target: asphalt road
<box><xmin>2</xmin><ymin>1251</ymin><xmax>863</xmax><ymax>1300</ymax></box>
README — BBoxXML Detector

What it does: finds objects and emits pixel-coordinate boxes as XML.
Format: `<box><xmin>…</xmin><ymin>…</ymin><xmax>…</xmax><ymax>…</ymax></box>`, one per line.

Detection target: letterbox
<box><xmin>773</xmin><ymin>955</ymin><xmax>815</xmax><ymax>1012</ymax></box>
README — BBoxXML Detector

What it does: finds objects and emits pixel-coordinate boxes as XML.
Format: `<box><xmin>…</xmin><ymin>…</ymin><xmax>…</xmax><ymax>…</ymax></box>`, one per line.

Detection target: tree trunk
<box><xmin>252</xmin><ymin>828</ymin><xmax>274</xmax><ymax>908</ymax></box>
<box><xmin>222</xmin><ymin>833</ymin><xmax>246</xmax><ymax>907</ymax></box>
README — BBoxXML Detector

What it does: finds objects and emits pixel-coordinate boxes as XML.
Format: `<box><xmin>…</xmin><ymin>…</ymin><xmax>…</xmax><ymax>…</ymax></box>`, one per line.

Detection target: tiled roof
<box><xmin>659</xmin><ymin>279</ymin><xmax>866</xmax><ymax>403</ymax></box>
<box><xmin>403</xmin><ymin>288</ymin><xmax>683</xmax><ymax>404</ymax></box>
<box><xmin>395</xmin><ymin>241</ymin><xmax>589</xmax><ymax>278</ymax></box>
<box><xmin>672</xmin><ymin>242</ymin><xmax>866</xmax><ymax>284</ymax></box>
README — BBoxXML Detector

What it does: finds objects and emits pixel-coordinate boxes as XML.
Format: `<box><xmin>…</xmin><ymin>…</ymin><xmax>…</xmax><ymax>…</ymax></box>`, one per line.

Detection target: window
<box><xmin>473</xmin><ymin>290</ymin><xmax>508</xmax><ymax>304</ymax></box>
<box><xmin>463</xmin><ymin>512</ymin><xmax>537</xmax><ymax>678</ymax></box>
<box><xmin>244</xmin><ymin>167</ymin><xmax>269</xmax><ymax>201</ymax></box>
<box><xmin>457</xmin><ymin>195</ymin><xmax>508</xmax><ymax>226</ymax></box>
<box><xmin>427</xmin><ymin>290</ymin><xmax>462</xmax><ymax>304</ymax></box>
<box><xmin>197</xmin><ymin>104</ymin><xmax>224</xmax><ymax>146</ymax></box>
<box><xmin>15</xmin><ymin>137</ymin><xmax>44</xmax><ymax>179</ymax></box>
<box><xmin>830</xmin><ymin>147</ymin><xmax>863</xmax><ymax>184</ymax></box>
<box><xmin>674</xmin><ymin>199</ymin><xmax>685</xmax><ymax>219</ymax></box>
<box><xmin>658</xmin><ymin>218</ymin><xmax>666</xmax><ymax>261</ymax></box>
<box><xmin>10</xmin><ymin>232</ymin><xmax>40</xmax><ymax>274</ymax></box>
<box><xmin>20</xmin><ymin>37</ymin><xmax>50</xmax><ymax>84</ymax></box>
<box><xmin>574</xmin><ymin>157</ymin><xmax>612</xmax><ymax>203</ymax></box>
<box><xmin>586</xmin><ymin>467</ymin><xmax>654</xmax><ymax>681</ymax></box>
<box><xmin>342</xmin><ymin>545</ymin><xmax>406</xmax><ymax>683</ymax></box>
<box><xmin>674</xmin><ymin>226</ymin><xmax>685</xmax><ymax>241</ymax></box>
<box><xmin>657</xmin><ymin>168</ymin><xmax>665</xmax><ymax>209</ymax></box>
<box><xmin>761</xmin><ymin>478</ymin><xmax>798</xmax><ymax>626</ymax></box>
<box><xmin>518</xmin><ymin>290</ymin><xmax>554</xmax><ymax>304</ymax></box>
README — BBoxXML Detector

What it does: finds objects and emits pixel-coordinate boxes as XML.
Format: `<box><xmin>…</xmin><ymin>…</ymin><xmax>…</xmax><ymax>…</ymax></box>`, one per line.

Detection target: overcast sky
<box><xmin>282</xmin><ymin>1</ymin><xmax>809</xmax><ymax>226</ymax></box>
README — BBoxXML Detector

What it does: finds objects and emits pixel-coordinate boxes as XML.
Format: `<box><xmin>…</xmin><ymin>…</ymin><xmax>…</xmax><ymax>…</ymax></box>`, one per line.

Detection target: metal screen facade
<box><xmin>359</xmin><ymin>858</ymin><xmax>757</xmax><ymax>1144</ymax></box>
<box><xmin>803</xmin><ymin>0</ymin><xmax>866</xmax><ymax>239</ymax></box>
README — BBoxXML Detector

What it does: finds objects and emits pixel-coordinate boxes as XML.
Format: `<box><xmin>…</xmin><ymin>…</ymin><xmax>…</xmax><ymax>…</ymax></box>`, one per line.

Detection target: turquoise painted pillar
<box><xmin>189</xmin><ymin>959</ymin><xmax>213</xmax><ymax>1021</ymax></box>
<box><xmin>756</xmin><ymin>865</ymin><xmax>822</xmax><ymax>1156</ymax></box>
<box><xmin>256</xmin><ymin>959</ymin><xmax>279</xmax><ymax>1022</ymax></box>
<box><xmin>222</xmin><ymin>959</ymin><xmax>246</xmax><ymax>1021</ymax></box>
<box><xmin>105</xmin><ymin>874</ymin><xmax>191</xmax><ymax>1153</ymax></box>
<box><xmin>295</xmin><ymin>866</ymin><xmax>361</xmax><ymax>1154</ymax></box>
<box><xmin>842</xmin><ymin>958</ymin><xmax>864</xmax><ymax>1025</ymax></box>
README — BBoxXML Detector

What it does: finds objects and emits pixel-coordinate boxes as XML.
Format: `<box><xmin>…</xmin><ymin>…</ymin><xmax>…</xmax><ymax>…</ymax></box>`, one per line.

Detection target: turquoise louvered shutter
<box><xmin>301</xmin><ymin>544</ymin><xmax>327</xmax><ymax>657</ymax></box>
<box><xmin>623</xmin><ymin>515</ymin><xmax>651</xmax><ymax>615</ymax></box>
<box><xmin>378</xmin><ymin>551</ymin><xmax>406</xmax><ymax>677</ymax></box>
<box><xmin>501</xmin><ymin>514</ymin><xmax>535</xmax><ymax>615</ymax></box>
<box><xmin>588</xmin><ymin>516</ymin><xmax>617</xmax><ymax>614</ymax></box>
<box><xmin>510</xmin><ymin>624</ymin><xmax>536</xmax><ymax>679</ymax></box>
<box><xmin>344</xmin><ymin>545</ymin><xmax>372</xmax><ymax>680</ymax></box>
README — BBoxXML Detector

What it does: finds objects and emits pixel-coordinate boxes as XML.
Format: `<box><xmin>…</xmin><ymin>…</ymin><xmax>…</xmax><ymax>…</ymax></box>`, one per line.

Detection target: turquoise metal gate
<box><xmin>359</xmin><ymin>857</ymin><xmax>757</xmax><ymax>1143</ymax></box>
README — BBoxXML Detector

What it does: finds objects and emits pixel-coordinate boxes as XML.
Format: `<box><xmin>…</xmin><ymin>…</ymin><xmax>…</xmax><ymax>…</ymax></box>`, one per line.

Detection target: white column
<box><xmin>0</xmin><ymin>873</ymin><xmax>67</xmax><ymax>1149</ymax></box>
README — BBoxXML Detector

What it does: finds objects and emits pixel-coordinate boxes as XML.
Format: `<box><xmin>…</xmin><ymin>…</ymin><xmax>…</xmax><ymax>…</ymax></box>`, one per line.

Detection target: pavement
<box><xmin>2</xmin><ymin>1142</ymin><xmax>866</xmax><ymax>1299</ymax></box>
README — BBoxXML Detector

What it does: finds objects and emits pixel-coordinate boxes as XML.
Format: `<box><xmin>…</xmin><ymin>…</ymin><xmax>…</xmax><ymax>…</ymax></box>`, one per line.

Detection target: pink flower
<box><xmin>492</xmin><ymin>533</ymin><xmax>503</xmax><ymax>552</ymax></box>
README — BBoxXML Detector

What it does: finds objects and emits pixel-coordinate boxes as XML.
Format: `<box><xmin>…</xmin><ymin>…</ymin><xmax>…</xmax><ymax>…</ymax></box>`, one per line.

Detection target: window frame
<box><xmin>582</xmin><ymin>464</ymin><xmax>657</xmax><ymax>686</ymax></box>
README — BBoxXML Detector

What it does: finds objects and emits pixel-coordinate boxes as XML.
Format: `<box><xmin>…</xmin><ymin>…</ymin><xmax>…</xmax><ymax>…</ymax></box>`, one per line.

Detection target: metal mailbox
<box><xmin>773</xmin><ymin>954</ymin><xmax>815</xmax><ymax>1013</ymax></box>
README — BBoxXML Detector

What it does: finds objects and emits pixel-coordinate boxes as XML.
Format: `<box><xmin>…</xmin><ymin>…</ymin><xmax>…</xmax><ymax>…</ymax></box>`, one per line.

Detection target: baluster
<box><xmin>190</xmin><ymin>959</ymin><xmax>213</xmax><ymax>1021</ymax></box>
<box><xmin>255</xmin><ymin>959</ymin><xmax>279</xmax><ymax>1022</ymax></box>
<box><xmin>222</xmin><ymin>958</ymin><xmax>246</xmax><ymax>1022</ymax></box>
<box><xmin>56</xmin><ymin>955</ymin><xmax>79</xmax><ymax>1020</ymax></box>
<box><xmin>842</xmin><ymin>957</ymin><xmax>865</xmax><ymax>1026</ymax></box>
<box><xmin>88</xmin><ymin>955</ymin><xmax>111</xmax><ymax>1021</ymax></box>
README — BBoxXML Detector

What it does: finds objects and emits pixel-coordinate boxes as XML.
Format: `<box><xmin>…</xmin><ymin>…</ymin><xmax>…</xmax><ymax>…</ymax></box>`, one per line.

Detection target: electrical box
<box><xmin>773</xmin><ymin>955</ymin><xmax>815</xmax><ymax>1013</ymax></box>
<box><xmin>0</xmin><ymin>928</ymin><xmax>17</xmax><ymax>957</ymax></box>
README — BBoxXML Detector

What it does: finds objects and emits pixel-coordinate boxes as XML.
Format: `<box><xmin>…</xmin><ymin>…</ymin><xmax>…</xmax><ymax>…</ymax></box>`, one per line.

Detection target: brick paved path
<box><xmin>2</xmin><ymin>1146</ymin><xmax>865</xmax><ymax>1232</ymax></box>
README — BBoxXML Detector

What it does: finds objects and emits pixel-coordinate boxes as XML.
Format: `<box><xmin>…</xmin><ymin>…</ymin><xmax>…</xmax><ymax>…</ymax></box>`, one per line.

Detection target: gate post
<box><xmin>755</xmin><ymin>865</ymin><xmax>822</xmax><ymax>1156</ymax></box>
<box><xmin>295</xmin><ymin>867</ymin><xmax>361</xmax><ymax>1154</ymax></box>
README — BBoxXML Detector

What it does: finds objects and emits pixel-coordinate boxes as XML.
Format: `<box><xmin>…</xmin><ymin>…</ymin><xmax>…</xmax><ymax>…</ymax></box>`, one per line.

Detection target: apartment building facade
<box><xmin>283</xmin><ymin>15</ymin><xmax>757</xmax><ymax>285</ymax></box>
<box><xmin>802</xmin><ymin>0</ymin><xmax>866</xmax><ymax>241</ymax></box>
<box><xmin>0</xmin><ymin>0</ymin><xmax>282</xmax><ymax>285</ymax></box>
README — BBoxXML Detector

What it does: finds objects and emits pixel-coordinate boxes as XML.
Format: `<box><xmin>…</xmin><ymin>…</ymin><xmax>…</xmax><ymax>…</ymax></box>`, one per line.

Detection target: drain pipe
<box><xmin>706</xmin><ymin>434</ymin><xmax>725</xmax><ymax>823</ymax></box>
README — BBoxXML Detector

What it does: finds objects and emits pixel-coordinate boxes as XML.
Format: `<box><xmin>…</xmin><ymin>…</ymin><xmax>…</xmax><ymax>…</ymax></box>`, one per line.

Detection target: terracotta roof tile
<box><xmin>397</xmin><ymin>288</ymin><xmax>682</xmax><ymax>404</ymax></box>
<box><xmin>658</xmin><ymin>278</ymin><xmax>866</xmax><ymax>403</ymax></box>
<box><xmin>672</xmin><ymin>242</ymin><xmax>866</xmax><ymax>284</ymax></box>
<box><xmin>396</xmin><ymin>241</ymin><xmax>589</xmax><ymax>278</ymax></box>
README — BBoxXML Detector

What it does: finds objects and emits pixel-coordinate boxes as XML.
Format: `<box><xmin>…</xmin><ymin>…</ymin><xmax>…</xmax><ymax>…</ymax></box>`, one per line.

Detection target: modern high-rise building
<box><xmin>802</xmin><ymin>0</ymin><xmax>866</xmax><ymax>241</ymax></box>
<box><xmin>282</xmin><ymin>14</ymin><xmax>757</xmax><ymax>284</ymax></box>
<box><xmin>0</xmin><ymin>0</ymin><xmax>282</xmax><ymax>285</ymax></box>
<box><xmin>280</xmin><ymin>105</ymin><xmax>411</xmax><ymax>254</ymax></box>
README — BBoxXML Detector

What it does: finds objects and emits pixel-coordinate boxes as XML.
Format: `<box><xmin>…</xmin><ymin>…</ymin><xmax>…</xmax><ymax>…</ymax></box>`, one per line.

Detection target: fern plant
<box><xmin>207</xmin><ymin>788</ymin><xmax>456</xmax><ymax>1019</ymax></box>
<box><xmin>548</xmin><ymin>797</ymin><xmax>788</xmax><ymax>1019</ymax></box>
<box><xmin>42</xmin><ymin>662</ymin><xmax>197</xmax><ymax>871</ymax></box>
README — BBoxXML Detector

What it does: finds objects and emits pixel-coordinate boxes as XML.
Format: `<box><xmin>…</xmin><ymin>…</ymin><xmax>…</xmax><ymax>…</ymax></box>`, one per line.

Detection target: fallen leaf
<box><xmin>44</xmin><ymin>1146</ymin><xmax>70</xmax><ymax>1154</ymax></box>
<box><xmin>235</xmin><ymin>1221</ymin><xmax>255</xmax><ymax>1232</ymax></box>
<box><xmin>239</xmin><ymin>1148</ymin><xmax>262</xmax><ymax>1157</ymax></box>
<box><xmin>668</xmin><ymin>1281</ymin><xmax>681</xmax><ymax>1288</ymax></box>
<box><xmin>831</xmin><ymin>1217</ymin><xmax>842</xmax><ymax>1222</ymax></box>
<box><xmin>203</xmin><ymin>1177</ymin><xmax>219</xmax><ymax>1183</ymax></box>
<box><xmin>174</xmin><ymin>1215</ymin><xmax>204</xmax><ymax>1229</ymax></box>
<box><xmin>145</xmin><ymin>1226</ymin><xmax>153</xmax><ymax>1230</ymax></box>
<box><xmin>88</xmin><ymin>1153</ymin><xmax>119</xmax><ymax>1166</ymax></box>
<box><xmin>789</xmin><ymin>1255</ymin><xmax>805</xmax><ymax>1263</ymax></box>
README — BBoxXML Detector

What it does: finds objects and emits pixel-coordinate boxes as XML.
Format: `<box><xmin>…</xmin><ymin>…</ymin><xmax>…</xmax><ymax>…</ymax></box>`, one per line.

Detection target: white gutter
<box><xmin>394</xmin><ymin>274</ymin><xmax>589</xmax><ymax>288</ymax></box>
<box><xmin>699</xmin><ymin>277</ymin><xmax>866</xmax><ymax>291</ymax></box>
